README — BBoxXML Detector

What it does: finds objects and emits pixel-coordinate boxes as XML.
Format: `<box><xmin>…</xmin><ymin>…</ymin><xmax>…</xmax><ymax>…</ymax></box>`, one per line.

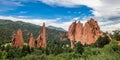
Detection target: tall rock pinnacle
<box><xmin>75</xmin><ymin>21</ymin><xmax>83</xmax><ymax>42</ymax></box>
<box><xmin>68</xmin><ymin>21</ymin><xmax>76</xmax><ymax>41</ymax></box>
<box><xmin>68</xmin><ymin>21</ymin><xmax>76</xmax><ymax>49</ymax></box>
<box><xmin>36</xmin><ymin>22</ymin><xmax>47</xmax><ymax>48</ymax></box>
<box><xmin>28</xmin><ymin>33</ymin><xmax>35</xmax><ymax>48</ymax></box>
<box><xmin>11</xmin><ymin>29</ymin><xmax>24</xmax><ymax>48</ymax></box>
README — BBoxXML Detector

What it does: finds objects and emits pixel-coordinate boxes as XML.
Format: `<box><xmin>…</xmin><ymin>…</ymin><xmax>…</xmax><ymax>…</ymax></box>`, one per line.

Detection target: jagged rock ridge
<box><xmin>68</xmin><ymin>18</ymin><xmax>103</xmax><ymax>48</ymax></box>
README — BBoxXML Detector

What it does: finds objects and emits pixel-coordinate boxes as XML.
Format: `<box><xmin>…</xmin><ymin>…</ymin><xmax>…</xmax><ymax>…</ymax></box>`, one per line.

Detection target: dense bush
<box><xmin>93</xmin><ymin>34</ymin><xmax>110</xmax><ymax>48</ymax></box>
<box><xmin>74</xmin><ymin>42</ymin><xmax>84</xmax><ymax>54</ymax></box>
<box><xmin>0</xmin><ymin>50</ymin><xmax>7</xmax><ymax>59</ymax></box>
<box><xmin>112</xmin><ymin>30</ymin><xmax>120</xmax><ymax>41</ymax></box>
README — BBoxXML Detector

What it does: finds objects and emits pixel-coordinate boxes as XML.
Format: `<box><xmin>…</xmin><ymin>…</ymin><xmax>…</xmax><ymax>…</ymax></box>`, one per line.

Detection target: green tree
<box><xmin>112</xmin><ymin>30</ymin><xmax>120</xmax><ymax>41</ymax></box>
<box><xmin>74</xmin><ymin>42</ymin><xmax>84</xmax><ymax>54</ymax></box>
<box><xmin>93</xmin><ymin>34</ymin><xmax>110</xmax><ymax>48</ymax></box>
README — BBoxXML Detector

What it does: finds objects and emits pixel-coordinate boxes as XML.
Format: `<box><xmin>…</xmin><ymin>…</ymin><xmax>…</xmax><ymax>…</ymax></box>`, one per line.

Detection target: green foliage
<box><xmin>112</xmin><ymin>30</ymin><xmax>120</xmax><ymax>41</ymax></box>
<box><xmin>0</xmin><ymin>40</ymin><xmax>120</xmax><ymax>60</ymax></box>
<box><xmin>0</xmin><ymin>50</ymin><xmax>7</xmax><ymax>59</ymax></box>
<box><xmin>74</xmin><ymin>42</ymin><xmax>84</xmax><ymax>54</ymax></box>
<box><xmin>45</xmin><ymin>40</ymin><xmax>71</xmax><ymax>55</ymax></box>
<box><xmin>93</xmin><ymin>34</ymin><xmax>110</xmax><ymax>48</ymax></box>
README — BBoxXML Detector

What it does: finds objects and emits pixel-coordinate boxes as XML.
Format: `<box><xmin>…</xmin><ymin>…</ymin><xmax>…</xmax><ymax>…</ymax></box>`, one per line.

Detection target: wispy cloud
<box><xmin>0</xmin><ymin>15</ymin><xmax>120</xmax><ymax>32</ymax></box>
<box><xmin>0</xmin><ymin>0</ymin><xmax>23</xmax><ymax>11</ymax></box>
<box><xmin>0</xmin><ymin>16</ymin><xmax>72</xmax><ymax>30</ymax></box>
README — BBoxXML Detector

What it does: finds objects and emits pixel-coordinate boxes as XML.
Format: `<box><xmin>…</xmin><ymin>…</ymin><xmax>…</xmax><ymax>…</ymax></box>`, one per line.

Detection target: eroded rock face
<box><xmin>36</xmin><ymin>22</ymin><xmax>47</xmax><ymax>48</ymax></box>
<box><xmin>11</xmin><ymin>29</ymin><xmax>24</xmax><ymax>48</ymax></box>
<box><xmin>68</xmin><ymin>21</ymin><xmax>76</xmax><ymax>48</ymax></box>
<box><xmin>75</xmin><ymin>21</ymin><xmax>83</xmax><ymax>42</ymax></box>
<box><xmin>82</xmin><ymin>18</ymin><xmax>103</xmax><ymax>45</ymax></box>
<box><xmin>68</xmin><ymin>21</ymin><xmax>76</xmax><ymax>41</ymax></box>
<box><xmin>28</xmin><ymin>33</ymin><xmax>35</xmax><ymax>48</ymax></box>
<box><xmin>68</xmin><ymin>18</ymin><xmax>103</xmax><ymax>47</ymax></box>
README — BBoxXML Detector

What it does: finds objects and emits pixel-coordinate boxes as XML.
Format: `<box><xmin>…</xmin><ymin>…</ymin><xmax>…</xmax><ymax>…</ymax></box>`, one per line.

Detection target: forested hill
<box><xmin>0</xmin><ymin>19</ymin><xmax>67</xmax><ymax>45</ymax></box>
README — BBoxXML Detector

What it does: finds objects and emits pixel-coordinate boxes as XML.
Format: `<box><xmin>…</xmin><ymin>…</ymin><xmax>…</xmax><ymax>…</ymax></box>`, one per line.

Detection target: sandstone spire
<box><xmin>28</xmin><ymin>33</ymin><xmax>35</xmax><ymax>48</ymax></box>
<box><xmin>36</xmin><ymin>22</ymin><xmax>47</xmax><ymax>48</ymax></box>
<box><xmin>75</xmin><ymin>21</ymin><xmax>83</xmax><ymax>42</ymax></box>
<box><xmin>11</xmin><ymin>29</ymin><xmax>24</xmax><ymax>48</ymax></box>
<box><xmin>68</xmin><ymin>21</ymin><xmax>76</xmax><ymax>48</ymax></box>
<box><xmin>68</xmin><ymin>21</ymin><xmax>76</xmax><ymax>41</ymax></box>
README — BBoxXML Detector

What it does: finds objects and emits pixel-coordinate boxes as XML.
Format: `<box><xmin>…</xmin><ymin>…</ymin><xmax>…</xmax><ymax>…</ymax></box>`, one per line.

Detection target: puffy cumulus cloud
<box><xmin>39</xmin><ymin>0</ymin><xmax>120</xmax><ymax>32</ymax></box>
<box><xmin>39</xmin><ymin>0</ymin><xmax>120</xmax><ymax>20</ymax></box>
<box><xmin>92</xmin><ymin>0</ymin><xmax>120</xmax><ymax>20</ymax></box>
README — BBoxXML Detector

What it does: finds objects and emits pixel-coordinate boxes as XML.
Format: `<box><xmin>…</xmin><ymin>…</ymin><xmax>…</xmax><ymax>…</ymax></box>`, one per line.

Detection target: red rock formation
<box><xmin>28</xmin><ymin>33</ymin><xmax>35</xmax><ymax>48</ymax></box>
<box><xmin>75</xmin><ymin>21</ymin><xmax>83</xmax><ymax>42</ymax></box>
<box><xmin>36</xmin><ymin>22</ymin><xmax>47</xmax><ymax>48</ymax></box>
<box><xmin>68</xmin><ymin>21</ymin><xmax>76</xmax><ymax>41</ymax></box>
<box><xmin>82</xmin><ymin>18</ymin><xmax>103</xmax><ymax>45</ymax></box>
<box><xmin>68</xmin><ymin>18</ymin><xmax>103</xmax><ymax>47</ymax></box>
<box><xmin>11</xmin><ymin>29</ymin><xmax>24</xmax><ymax>48</ymax></box>
<box><xmin>68</xmin><ymin>21</ymin><xmax>76</xmax><ymax>48</ymax></box>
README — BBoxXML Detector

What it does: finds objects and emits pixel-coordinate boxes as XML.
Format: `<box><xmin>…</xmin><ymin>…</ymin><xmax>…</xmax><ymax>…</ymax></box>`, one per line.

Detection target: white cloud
<box><xmin>39</xmin><ymin>0</ymin><xmax>120</xmax><ymax>20</ymax></box>
<box><xmin>0</xmin><ymin>16</ymin><xmax>73</xmax><ymax>31</ymax></box>
<box><xmin>40</xmin><ymin>0</ymin><xmax>102</xmax><ymax>8</ymax></box>
<box><xmin>0</xmin><ymin>0</ymin><xmax>120</xmax><ymax>32</ymax></box>
<box><xmin>0</xmin><ymin>15</ymin><xmax>120</xmax><ymax>33</ymax></box>
<box><xmin>39</xmin><ymin>0</ymin><xmax>120</xmax><ymax>32</ymax></box>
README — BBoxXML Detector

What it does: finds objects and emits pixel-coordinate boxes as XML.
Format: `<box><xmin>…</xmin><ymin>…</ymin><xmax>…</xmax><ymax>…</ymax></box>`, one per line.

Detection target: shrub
<box><xmin>112</xmin><ymin>30</ymin><xmax>120</xmax><ymax>41</ymax></box>
<box><xmin>93</xmin><ymin>34</ymin><xmax>110</xmax><ymax>48</ymax></box>
<box><xmin>74</xmin><ymin>42</ymin><xmax>84</xmax><ymax>54</ymax></box>
<box><xmin>0</xmin><ymin>50</ymin><xmax>7</xmax><ymax>59</ymax></box>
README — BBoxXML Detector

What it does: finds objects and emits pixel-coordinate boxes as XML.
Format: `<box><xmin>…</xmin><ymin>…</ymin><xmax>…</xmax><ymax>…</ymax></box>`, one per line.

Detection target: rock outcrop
<box><xmin>82</xmin><ymin>18</ymin><xmax>103</xmax><ymax>45</ymax></box>
<box><xmin>36</xmin><ymin>22</ymin><xmax>47</xmax><ymax>48</ymax></box>
<box><xmin>68</xmin><ymin>18</ymin><xmax>103</xmax><ymax>48</ymax></box>
<box><xmin>28</xmin><ymin>33</ymin><xmax>35</xmax><ymax>48</ymax></box>
<box><xmin>68</xmin><ymin>21</ymin><xmax>76</xmax><ymax>49</ymax></box>
<box><xmin>11</xmin><ymin>29</ymin><xmax>24</xmax><ymax>48</ymax></box>
<box><xmin>75</xmin><ymin>21</ymin><xmax>83</xmax><ymax>42</ymax></box>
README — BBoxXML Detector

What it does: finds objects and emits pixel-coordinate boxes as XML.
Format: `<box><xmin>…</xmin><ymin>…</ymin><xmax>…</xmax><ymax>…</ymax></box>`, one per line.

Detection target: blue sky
<box><xmin>0</xmin><ymin>0</ymin><xmax>120</xmax><ymax>32</ymax></box>
<box><xmin>0</xmin><ymin>1</ymin><xmax>93</xmax><ymax>21</ymax></box>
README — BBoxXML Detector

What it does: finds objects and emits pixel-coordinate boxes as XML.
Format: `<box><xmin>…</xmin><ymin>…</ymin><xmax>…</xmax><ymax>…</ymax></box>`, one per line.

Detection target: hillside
<box><xmin>48</xmin><ymin>26</ymin><xmax>67</xmax><ymax>32</ymax></box>
<box><xmin>0</xmin><ymin>19</ymin><xmax>67</xmax><ymax>45</ymax></box>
